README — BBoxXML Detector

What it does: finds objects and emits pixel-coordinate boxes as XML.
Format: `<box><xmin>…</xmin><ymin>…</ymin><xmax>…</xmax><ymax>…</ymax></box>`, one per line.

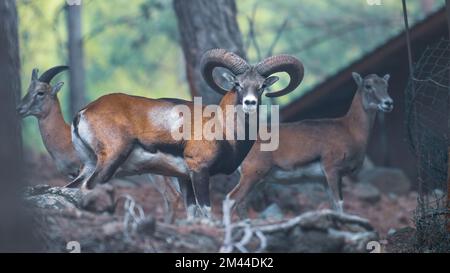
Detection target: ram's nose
<box><xmin>242</xmin><ymin>96</ymin><xmax>258</xmax><ymax>114</ymax></box>
<box><xmin>244</xmin><ymin>99</ymin><xmax>257</xmax><ymax>106</ymax></box>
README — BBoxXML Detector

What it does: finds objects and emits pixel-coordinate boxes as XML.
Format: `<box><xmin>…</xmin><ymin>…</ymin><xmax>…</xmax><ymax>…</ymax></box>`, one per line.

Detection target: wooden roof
<box><xmin>281</xmin><ymin>8</ymin><xmax>448</xmax><ymax>122</ymax></box>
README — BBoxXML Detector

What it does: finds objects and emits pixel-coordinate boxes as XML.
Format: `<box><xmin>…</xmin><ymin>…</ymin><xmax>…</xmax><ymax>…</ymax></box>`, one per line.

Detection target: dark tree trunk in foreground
<box><xmin>445</xmin><ymin>0</ymin><xmax>450</xmax><ymax>232</ymax></box>
<box><xmin>0</xmin><ymin>0</ymin><xmax>36</xmax><ymax>252</ymax></box>
<box><xmin>174</xmin><ymin>0</ymin><xmax>246</xmax><ymax>104</ymax></box>
<box><xmin>66</xmin><ymin>3</ymin><xmax>86</xmax><ymax>118</ymax></box>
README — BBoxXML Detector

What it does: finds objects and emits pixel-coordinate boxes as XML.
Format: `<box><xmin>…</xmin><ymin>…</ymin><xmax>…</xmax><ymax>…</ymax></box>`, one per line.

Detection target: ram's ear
<box><xmin>222</xmin><ymin>72</ymin><xmax>236</xmax><ymax>84</ymax></box>
<box><xmin>263</xmin><ymin>76</ymin><xmax>279</xmax><ymax>88</ymax></box>
<box><xmin>51</xmin><ymin>82</ymin><xmax>64</xmax><ymax>96</ymax></box>
<box><xmin>352</xmin><ymin>72</ymin><xmax>363</xmax><ymax>87</ymax></box>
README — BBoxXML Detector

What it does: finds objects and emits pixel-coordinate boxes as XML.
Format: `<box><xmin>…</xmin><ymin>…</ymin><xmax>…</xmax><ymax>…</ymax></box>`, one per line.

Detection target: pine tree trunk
<box><xmin>173</xmin><ymin>0</ymin><xmax>246</xmax><ymax>104</ymax></box>
<box><xmin>445</xmin><ymin>0</ymin><xmax>450</xmax><ymax>232</ymax></box>
<box><xmin>0</xmin><ymin>0</ymin><xmax>37</xmax><ymax>251</ymax></box>
<box><xmin>66</xmin><ymin>3</ymin><xmax>86</xmax><ymax>118</ymax></box>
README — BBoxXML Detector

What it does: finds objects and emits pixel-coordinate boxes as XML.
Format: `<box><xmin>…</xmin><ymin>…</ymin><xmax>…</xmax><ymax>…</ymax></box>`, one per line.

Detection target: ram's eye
<box><xmin>37</xmin><ymin>92</ymin><xmax>45</xmax><ymax>96</ymax></box>
<box><xmin>235</xmin><ymin>84</ymin><xmax>242</xmax><ymax>91</ymax></box>
<box><xmin>364</xmin><ymin>84</ymin><xmax>372</xmax><ymax>90</ymax></box>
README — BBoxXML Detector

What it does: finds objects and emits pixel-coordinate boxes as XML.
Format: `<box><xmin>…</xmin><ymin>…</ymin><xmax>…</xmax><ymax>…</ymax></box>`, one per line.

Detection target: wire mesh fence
<box><xmin>405</xmin><ymin>38</ymin><xmax>449</xmax><ymax>252</ymax></box>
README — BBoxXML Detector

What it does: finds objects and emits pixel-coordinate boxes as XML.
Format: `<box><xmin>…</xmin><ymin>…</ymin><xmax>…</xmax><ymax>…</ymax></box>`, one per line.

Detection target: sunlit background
<box><xmin>17</xmin><ymin>0</ymin><xmax>445</xmax><ymax>151</ymax></box>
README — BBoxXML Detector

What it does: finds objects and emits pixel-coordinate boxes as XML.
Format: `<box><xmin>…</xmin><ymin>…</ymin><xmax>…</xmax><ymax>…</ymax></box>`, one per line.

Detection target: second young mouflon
<box><xmin>17</xmin><ymin>66</ymin><xmax>81</xmax><ymax>179</ymax></box>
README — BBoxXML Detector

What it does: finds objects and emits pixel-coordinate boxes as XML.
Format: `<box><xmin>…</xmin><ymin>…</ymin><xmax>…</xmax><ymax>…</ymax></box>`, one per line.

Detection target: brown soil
<box><xmin>25</xmin><ymin>151</ymin><xmax>418</xmax><ymax>251</ymax></box>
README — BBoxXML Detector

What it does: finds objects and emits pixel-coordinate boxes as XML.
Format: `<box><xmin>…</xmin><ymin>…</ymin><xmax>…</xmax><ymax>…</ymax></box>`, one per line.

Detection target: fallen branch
<box><xmin>220</xmin><ymin>196</ymin><xmax>376</xmax><ymax>253</ymax></box>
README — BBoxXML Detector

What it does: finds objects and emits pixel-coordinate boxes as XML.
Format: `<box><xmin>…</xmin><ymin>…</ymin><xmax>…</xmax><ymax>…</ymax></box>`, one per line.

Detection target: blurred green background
<box><xmin>17</xmin><ymin>0</ymin><xmax>444</xmax><ymax>152</ymax></box>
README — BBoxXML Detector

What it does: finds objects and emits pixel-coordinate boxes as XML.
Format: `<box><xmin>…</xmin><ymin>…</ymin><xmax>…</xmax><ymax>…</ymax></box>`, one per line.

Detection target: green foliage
<box><xmin>237</xmin><ymin>0</ymin><xmax>445</xmax><ymax>104</ymax></box>
<box><xmin>18</xmin><ymin>0</ymin><xmax>189</xmax><ymax>152</ymax></box>
<box><xmin>16</xmin><ymin>0</ymin><xmax>445</xmax><ymax>152</ymax></box>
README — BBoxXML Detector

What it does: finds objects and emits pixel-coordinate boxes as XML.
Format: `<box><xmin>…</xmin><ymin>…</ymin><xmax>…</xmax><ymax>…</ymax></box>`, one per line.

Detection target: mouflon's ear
<box><xmin>51</xmin><ymin>82</ymin><xmax>64</xmax><ymax>96</ymax></box>
<box><xmin>31</xmin><ymin>68</ymin><xmax>39</xmax><ymax>81</ymax></box>
<box><xmin>352</xmin><ymin>72</ymin><xmax>363</xmax><ymax>87</ymax></box>
<box><xmin>222</xmin><ymin>72</ymin><xmax>236</xmax><ymax>84</ymax></box>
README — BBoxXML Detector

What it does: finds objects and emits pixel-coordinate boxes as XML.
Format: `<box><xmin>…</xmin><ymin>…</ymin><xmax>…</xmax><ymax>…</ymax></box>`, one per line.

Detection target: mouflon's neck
<box><xmin>343</xmin><ymin>89</ymin><xmax>377</xmax><ymax>146</ymax></box>
<box><xmin>37</xmin><ymin>99</ymin><xmax>75</xmax><ymax>161</ymax></box>
<box><xmin>217</xmin><ymin>91</ymin><xmax>258</xmax><ymax>172</ymax></box>
<box><xmin>218</xmin><ymin>91</ymin><xmax>260</xmax><ymax>140</ymax></box>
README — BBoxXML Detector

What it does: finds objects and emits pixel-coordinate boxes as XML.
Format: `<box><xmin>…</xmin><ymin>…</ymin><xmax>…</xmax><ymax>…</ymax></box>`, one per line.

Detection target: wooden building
<box><xmin>280</xmin><ymin>8</ymin><xmax>449</xmax><ymax>182</ymax></box>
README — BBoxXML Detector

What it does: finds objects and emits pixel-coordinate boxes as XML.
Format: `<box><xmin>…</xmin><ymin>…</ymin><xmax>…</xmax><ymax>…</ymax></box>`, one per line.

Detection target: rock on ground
<box><xmin>25</xmin><ymin>185</ymin><xmax>378</xmax><ymax>253</ymax></box>
<box><xmin>358</xmin><ymin>167</ymin><xmax>411</xmax><ymax>195</ymax></box>
<box><xmin>353</xmin><ymin>183</ymin><xmax>381</xmax><ymax>203</ymax></box>
<box><xmin>24</xmin><ymin>184</ymin><xmax>82</xmax><ymax>210</ymax></box>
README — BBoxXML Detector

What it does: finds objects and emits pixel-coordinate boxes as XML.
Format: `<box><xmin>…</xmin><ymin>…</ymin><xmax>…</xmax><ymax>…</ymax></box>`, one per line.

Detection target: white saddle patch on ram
<box><xmin>121</xmin><ymin>146</ymin><xmax>189</xmax><ymax>176</ymax></box>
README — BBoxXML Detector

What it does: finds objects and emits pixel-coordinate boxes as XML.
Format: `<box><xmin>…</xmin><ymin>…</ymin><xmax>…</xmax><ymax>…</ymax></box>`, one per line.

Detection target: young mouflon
<box><xmin>17</xmin><ymin>66</ymin><xmax>81</xmax><ymax>179</ymax></box>
<box><xmin>228</xmin><ymin>72</ymin><xmax>393</xmax><ymax>214</ymax></box>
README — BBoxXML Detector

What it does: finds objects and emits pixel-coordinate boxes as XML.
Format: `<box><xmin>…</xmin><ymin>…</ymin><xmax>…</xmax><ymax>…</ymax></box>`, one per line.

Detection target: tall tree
<box><xmin>173</xmin><ymin>0</ymin><xmax>246</xmax><ymax>104</ymax></box>
<box><xmin>66</xmin><ymin>3</ymin><xmax>86</xmax><ymax>117</ymax></box>
<box><xmin>0</xmin><ymin>0</ymin><xmax>36</xmax><ymax>252</ymax></box>
<box><xmin>445</xmin><ymin>0</ymin><xmax>450</xmax><ymax>232</ymax></box>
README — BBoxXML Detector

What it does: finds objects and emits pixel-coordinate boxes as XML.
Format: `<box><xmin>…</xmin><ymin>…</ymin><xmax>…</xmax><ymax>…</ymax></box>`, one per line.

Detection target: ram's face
<box><xmin>223</xmin><ymin>69</ymin><xmax>279</xmax><ymax>114</ymax></box>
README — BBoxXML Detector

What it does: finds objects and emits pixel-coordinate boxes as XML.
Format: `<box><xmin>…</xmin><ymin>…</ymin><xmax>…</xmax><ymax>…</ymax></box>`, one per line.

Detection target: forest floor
<box><xmin>24</xmin><ymin>152</ymin><xmax>418</xmax><ymax>252</ymax></box>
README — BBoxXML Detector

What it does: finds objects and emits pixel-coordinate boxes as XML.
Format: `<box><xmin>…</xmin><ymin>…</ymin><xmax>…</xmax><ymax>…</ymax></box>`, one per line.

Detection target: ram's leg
<box><xmin>67</xmin><ymin>118</ymin><xmax>97</xmax><ymax>188</ymax></box>
<box><xmin>148</xmin><ymin>175</ymin><xmax>176</xmax><ymax>223</ymax></box>
<box><xmin>190</xmin><ymin>168</ymin><xmax>211</xmax><ymax>219</ymax></box>
<box><xmin>162</xmin><ymin>176</ymin><xmax>183</xmax><ymax>223</ymax></box>
<box><xmin>65</xmin><ymin>163</ymin><xmax>95</xmax><ymax>188</ymax></box>
<box><xmin>178</xmin><ymin>177</ymin><xmax>197</xmax><ymax>220</ymax></box>
<box><xmin>167</xmin><ymin>177</ymin><xmax>183</xmax><ymax>211</ymax></box>
<box><xmin>81</xmin><ymin>144</ymin><xmax>131</xmax><ymax>191</ymax></box>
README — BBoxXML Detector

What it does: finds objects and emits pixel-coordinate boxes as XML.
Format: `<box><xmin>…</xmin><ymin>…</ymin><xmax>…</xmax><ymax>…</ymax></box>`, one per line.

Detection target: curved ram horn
<box><xmin>255</xmin><ymin>55</ymin><xmax>304</xmax><ymax>98</ymax></box>
<box><xmin>38</xmin><ymin>66</ymin><xmax>69</xmax><ymax>84</ymax></box>
<box><xmin>200</xmin><ymin>49</ymin><xmax>250</xmax><ymax>95</ymax></box>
